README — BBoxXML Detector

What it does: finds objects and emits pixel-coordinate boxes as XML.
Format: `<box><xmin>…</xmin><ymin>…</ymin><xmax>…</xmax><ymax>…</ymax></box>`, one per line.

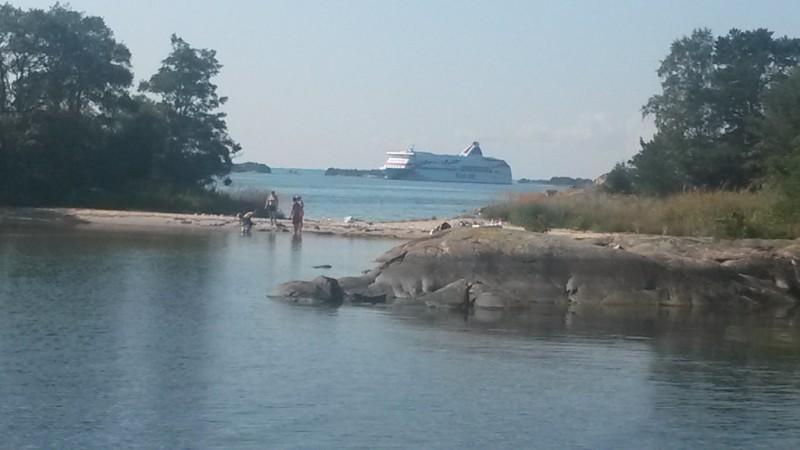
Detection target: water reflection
<box><xmin>289</xmin><ymin>233</ymin><xmax>302</xmax><ymax>274</ymax></box>
<box><xmin>2</xmin><ymin>228</ymin><xmax>800</xmax><ymax>448</ymax></box>
<box><xmin>390</xmin><ymin>303</ymin><xmax>800</xmax><ymax>352</ymax></box>
<box><xmin>291</xmin><ymin>233</ymin><xmax>303</xmax><ymax>251</ymax></box>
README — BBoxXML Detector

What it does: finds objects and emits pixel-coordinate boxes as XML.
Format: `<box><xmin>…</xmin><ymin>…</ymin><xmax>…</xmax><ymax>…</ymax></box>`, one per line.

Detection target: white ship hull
<box><xmin>384</xmin><ymin>166</ymin><xmax>512</xmax><ymax>184</ymax></box>
<box><xmin>382</xmin><ymin>142</ymin><xmax>512</xmax><ymax>185</ymax></box>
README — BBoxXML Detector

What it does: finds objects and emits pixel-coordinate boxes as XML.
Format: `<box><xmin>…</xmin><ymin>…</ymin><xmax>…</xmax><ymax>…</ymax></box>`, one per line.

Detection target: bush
<box><xmin>66</xmin><ymin>183</ymin><xmax>263</xmax><ymax>215</ymax></box>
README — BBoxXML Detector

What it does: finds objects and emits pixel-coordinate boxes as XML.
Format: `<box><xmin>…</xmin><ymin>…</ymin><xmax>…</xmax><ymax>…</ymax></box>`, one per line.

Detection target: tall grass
<box><xmin>482</xmin><ymin>190</ymin><xmax>800</xmax><ymax>239</ymax></box>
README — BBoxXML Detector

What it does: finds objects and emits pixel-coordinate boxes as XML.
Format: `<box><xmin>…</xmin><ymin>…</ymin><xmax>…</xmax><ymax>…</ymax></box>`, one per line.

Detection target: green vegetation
<box><xmin>324</xmin><ymin>168</ymin><xmax>384</xmax><ymax>177</ymax></box>
<box><xmin>484</xmin><ymin>191</ymin><xmax>798</xmax><ymax>239</ymax></box>
<box><xmin>488</xmin><ymin>28</ymin><xmax>800</xmax><ymax>239</ymax></box>
<box><xmin>69</xmin><ymin>185</ymin><xmax>264</xmax><ymax>215</ymax></box>
<box><xmin>0</xmin><ymin>4</ymin><xmax>241</xmax><ymax>212</ymax></box>
<box><xmin>607</xmin><ymin>28</ymin><xmax>800</xmax><ymax>200</ymax></box>
<box><xmin>231</xmin><ymin>162</ymin><xmax>272</xmax><ymax>174</ymax></box>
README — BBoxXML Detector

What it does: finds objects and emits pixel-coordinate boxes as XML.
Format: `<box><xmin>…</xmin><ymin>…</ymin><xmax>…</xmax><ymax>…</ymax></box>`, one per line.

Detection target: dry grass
<box><xmin>482</xmin><ymin>190</ymin><xmax>800</xmax><ymax>239</ymax></box>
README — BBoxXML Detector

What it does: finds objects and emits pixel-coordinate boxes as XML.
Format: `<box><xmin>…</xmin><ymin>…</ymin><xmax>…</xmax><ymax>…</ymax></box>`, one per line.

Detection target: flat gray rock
<box><xmin>273</xmin><ymin>228</ymin><xmax>800</xmax><ymax>316</ymax></box>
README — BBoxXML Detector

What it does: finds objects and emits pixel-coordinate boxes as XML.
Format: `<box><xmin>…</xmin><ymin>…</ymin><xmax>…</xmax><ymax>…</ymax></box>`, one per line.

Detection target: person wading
<box><xmin>265</xmin><ymin>190</ymin><xmax>279</xmax><ymax>228</ymax></box>
<box><xmin>290</xmin><ymin>195</ymin><xmax>304</xmax><ymax>235</ymax></box>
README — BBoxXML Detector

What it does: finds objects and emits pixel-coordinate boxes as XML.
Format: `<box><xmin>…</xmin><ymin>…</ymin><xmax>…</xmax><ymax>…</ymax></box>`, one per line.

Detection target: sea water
<box><xmin>2</xmin><ymin>228</ymin><xmax>800</xmax><ymax>448</ymax></box>
<box><xmin>224</xmin><ymin>169</ymin><xmax>554</xmax><ymax>221</ymax></box>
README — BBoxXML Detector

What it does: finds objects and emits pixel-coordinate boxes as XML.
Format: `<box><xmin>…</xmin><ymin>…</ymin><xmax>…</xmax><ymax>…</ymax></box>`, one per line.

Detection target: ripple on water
<box><xmin>1</xmin><ymin>228</ymin><xmax>799</xmax><ymax>448</ymax></box>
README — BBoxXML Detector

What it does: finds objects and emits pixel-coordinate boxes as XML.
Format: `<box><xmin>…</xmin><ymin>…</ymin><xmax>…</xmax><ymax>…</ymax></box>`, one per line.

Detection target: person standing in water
<box><xmin>265</xmin><ymin>190</ymin><xmax>279</xmax><ymax>228</ymax></box>
<box><xmin>289</xmin><ymin>195</ymin><xmax>304</xmax><ymax>235</ymax></box>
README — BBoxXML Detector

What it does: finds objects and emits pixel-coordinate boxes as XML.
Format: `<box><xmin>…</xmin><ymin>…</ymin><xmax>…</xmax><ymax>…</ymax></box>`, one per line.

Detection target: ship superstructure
<box><xmin>381</xmin><ymin>142</ymin><xmax>512</xmax><ymax>184</ymax></box>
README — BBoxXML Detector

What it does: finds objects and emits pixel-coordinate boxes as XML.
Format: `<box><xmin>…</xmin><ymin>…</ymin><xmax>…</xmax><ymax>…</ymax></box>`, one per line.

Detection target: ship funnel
<box><xmin>460</xmin><ymin>141</ymin><xmax>483</xmax><ymax>157</ymax></box>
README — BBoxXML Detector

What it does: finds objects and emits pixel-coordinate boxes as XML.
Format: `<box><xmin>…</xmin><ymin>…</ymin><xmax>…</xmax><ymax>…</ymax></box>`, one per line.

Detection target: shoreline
<box><xmin>3</xmin><ymin>207</ymin><xmax>799</xmax><ymax>262</ymax></box>
<box><xmin>0</xmin><ymin>207</ymin><xmax>500</xmax><ymax>240</ymax></box>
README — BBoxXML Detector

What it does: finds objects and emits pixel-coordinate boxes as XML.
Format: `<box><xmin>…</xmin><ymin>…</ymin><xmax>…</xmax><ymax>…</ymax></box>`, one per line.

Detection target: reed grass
<box><xmin>482</xmin><ymin>190</ymin><xmax>800</xmax><ymax>239</ymax></box>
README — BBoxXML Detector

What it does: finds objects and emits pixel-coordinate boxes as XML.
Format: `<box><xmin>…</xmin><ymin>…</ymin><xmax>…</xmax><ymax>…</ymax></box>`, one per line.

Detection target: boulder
<box><xmin>273</xmin><ymin>276</ymin><xmax>344</xmax><ymax>306</ymax></box>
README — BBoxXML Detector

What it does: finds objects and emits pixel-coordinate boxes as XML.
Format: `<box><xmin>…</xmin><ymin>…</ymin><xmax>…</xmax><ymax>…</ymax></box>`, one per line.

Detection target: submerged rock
<box><xmin>273</xmin><ymin>276</ymin><xmax>344</xmax><ymax>306</ymax></box>
<box><xmin>273</xmin><ymin>228</ymin><xmax>800</xmax><ymax>316</ymax></box>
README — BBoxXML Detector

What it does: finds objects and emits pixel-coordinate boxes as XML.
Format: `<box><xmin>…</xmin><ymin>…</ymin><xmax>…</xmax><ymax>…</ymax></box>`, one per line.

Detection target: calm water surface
<box><xmin>1</xmin><ymin>228</ymin><xmax>800</xmax><ymax>449</ymax></box>
<box><xmin>224</xmin><ymin>169</ymin><xmax>552</xmax><ymax>221</ymax></box>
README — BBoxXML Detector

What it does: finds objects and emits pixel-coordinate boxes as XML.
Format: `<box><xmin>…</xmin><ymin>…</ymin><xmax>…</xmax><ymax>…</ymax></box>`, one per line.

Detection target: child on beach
<box><xmin>237</xmin><ymin>210</ymin><xmax>255</xmax><ymax>234</ymax></box>
<box><xmin>290</xmin><ymin>195</ymin><xmax>304</xmax><ymax>235</ymax></box>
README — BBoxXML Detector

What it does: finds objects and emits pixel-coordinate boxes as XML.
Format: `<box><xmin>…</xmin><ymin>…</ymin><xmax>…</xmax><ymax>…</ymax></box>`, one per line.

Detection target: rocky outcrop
<box><xmin>272</xmin><ymin>276</ymin><xmax>344</xmax><ymax>306</ymax></box>
<box><xmin>273</xmin><ymin>228</ymin><xmax>800</xmax><ymax>316</ymax></box>
<box><xmin>324</xmin><ymin>168</ymin><xmax>384</xmax><ymax>177</ymax></box>
<box><xmin>231</xmin><ymin>162</ymin><xmax>271</xmax><ymax>173</ymax></box>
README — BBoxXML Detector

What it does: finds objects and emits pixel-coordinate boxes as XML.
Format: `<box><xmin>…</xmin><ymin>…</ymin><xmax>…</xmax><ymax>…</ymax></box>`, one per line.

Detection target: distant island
<box><xmin>517</xmin><ymin>176</ymin><xmax>592</xmax><ymax>187</ymax></box>
<box><xmin>231</xmin><ymin>162</ymin><xmax>272</xmax><ymax>174</ymax></box>
<box><xmin>325</xmin><ymin>168</ymin><xmax>384</xmax><ymax>177</ymax></box>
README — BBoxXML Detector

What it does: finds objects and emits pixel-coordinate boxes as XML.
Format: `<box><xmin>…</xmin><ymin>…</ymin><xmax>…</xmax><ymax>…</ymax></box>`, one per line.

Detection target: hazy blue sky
<box><xmin>14</xmin><ymin>0</ymin><xmax>800</xmax><ymax>177</ymax></box>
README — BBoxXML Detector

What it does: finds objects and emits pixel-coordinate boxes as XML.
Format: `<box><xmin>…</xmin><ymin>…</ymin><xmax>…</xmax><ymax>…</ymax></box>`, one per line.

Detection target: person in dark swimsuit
<box><xmin>289</xmin><ymin>195</ymin><xmax>304</xmax><ymax>235</ymax></box>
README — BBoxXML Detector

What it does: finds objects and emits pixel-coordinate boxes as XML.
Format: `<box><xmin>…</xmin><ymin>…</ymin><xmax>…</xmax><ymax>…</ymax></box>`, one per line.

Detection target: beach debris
<box><xmin>313</xmin><ymin>264</ymin><xmax>333</xmax><ymax>269</ymax></box>
<box><xmin>429</xmin><ymin>221</ymin><xmax>452</xmax><ymax>235</ymax></box>
<box><xmin>472</xmin><ymin>220</ymin><xmax>503</xmax><ymax>228</ymax></box>
<box><xmin>344</xmin><ymin>216</ymin><xmax>355</xmax><ymax>223</ymax></box>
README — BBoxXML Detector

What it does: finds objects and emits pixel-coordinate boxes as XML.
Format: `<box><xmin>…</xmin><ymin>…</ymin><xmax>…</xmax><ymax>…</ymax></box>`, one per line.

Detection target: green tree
<box><xmin>643</xmin><ymin>29</ymin><xmax>718</xmax><ymax>142</ymax></box>
<box><xmin>602</xmin><ymin>162</ymin><xmax>634</xmax><ymax>194</ymax></box>
<box><xmin>632</xmin><ymin>28</ymin><xmax>800</xmax><ymax>193</ymax></box>
<box><xmin>712</xmin><ymin>29</ymin><xmax>800</xmax><ymax>185</ymax></box>
<box><xmin>630</xmin><ymin>134</ymin><xmax>687</xmax><ymax>195</ymax></box>
<box><xmin>0</xmin><ymin>3</ymin><xmax>135</xmax><ymax>204</ymax></box>
<box><xmin>637</xmin><ymin>29</ymin><xmax>717</xmax><ymax>192</ymax></box>
<box><xmin>140</xmin><ymin>35</ymin><xmax>240</xmax><ymax>187</ymax></box>
<box><xmin>760</xmin><ymin>67</ymin><xmax>800</xmax><ymax>218</ymax></box>
<box><xmin>0</xmin><ymin>3</ymin><xmax>132</xmax><ymax>114</ymax></box>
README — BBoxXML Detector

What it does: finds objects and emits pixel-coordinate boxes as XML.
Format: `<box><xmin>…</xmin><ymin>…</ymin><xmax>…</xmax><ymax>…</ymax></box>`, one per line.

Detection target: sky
<box><xmin>13</xmin><ymin>0</ymin><xmax>800</xmax><ymax>178</ymax></box>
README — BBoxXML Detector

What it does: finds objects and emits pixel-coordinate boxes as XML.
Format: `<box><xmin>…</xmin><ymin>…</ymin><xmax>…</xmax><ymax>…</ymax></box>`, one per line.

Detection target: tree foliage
<box><xmin>760</xmin><ymin>68</ymin><xmax>800</xmax><ymax>218</ymax></box>
<box><xmin>140</xmin><ymin>35</ymin><xmax>240</xmax><ymax>186</ymax></box>
<box><xmin>602</xmin><ymin>162</ymin><xmax>634</xmax><ymax>194</ymax></box>
<box><xmin>0</xmin><ymin>4</ymin><xmax>239</xmax><ymax>206</ymax></box>
<box><xmin>628</xmin><ymin>28</ymin><xmax>800</xmax><ymax>195</ymax></box>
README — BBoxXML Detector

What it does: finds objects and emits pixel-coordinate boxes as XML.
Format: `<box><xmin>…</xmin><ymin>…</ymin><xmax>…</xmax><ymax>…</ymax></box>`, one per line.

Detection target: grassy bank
<box><xmin>483</xmin><ymin>190</ymin><xmax>800</xmax><ymax>239</ymax></box>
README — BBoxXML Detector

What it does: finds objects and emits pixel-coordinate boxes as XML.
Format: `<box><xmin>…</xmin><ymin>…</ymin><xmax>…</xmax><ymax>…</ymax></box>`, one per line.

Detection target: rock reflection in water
<box><xmin>3</xmin><ymin>228</ymin><xmax>800</xmax><ymax>449</ymax></box>
<box><xmin>388</xmin><ymin>303</ymin><xmax>800</xmax><ymax>350</ymax></box>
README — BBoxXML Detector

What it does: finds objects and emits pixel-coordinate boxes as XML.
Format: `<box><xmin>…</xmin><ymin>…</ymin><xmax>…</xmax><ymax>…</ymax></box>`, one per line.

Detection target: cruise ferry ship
<box><xmin>381</xmin><ymin>142</ymin><xmax>512</xmax><ymax>184</ymax></box>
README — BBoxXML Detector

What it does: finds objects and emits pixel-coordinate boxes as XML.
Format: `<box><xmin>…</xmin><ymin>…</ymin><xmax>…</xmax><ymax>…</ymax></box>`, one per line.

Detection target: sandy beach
<box><xmin>0</xmin><ymin>207</ymin><xmax>514</xmax><ymax>240</ymax></box>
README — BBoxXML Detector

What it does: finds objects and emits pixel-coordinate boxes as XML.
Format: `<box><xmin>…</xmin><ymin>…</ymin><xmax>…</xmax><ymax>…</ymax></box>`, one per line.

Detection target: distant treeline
<box><xmin>518</xmin><ymin>177</ymin><xmax>593</xmax><ymax>187</ymax></box>
<box><xmin>0</xmin><ymin>4</ymin><xmax>240</xmax><ymax>207</ymax></box>
<box><xmin>604</xmin><ymin>28</ymin><xmax>800</xmax><ymax>219</ymax></box>
<box><xmin>231</xmin><ymin>162</ymin><xmax>271</xmax><ymax>174</ymax></box>
<box><xmin>324</xmin><ymin>168</ymin><xmax>384</xmax><ymax>177</ymax></box>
